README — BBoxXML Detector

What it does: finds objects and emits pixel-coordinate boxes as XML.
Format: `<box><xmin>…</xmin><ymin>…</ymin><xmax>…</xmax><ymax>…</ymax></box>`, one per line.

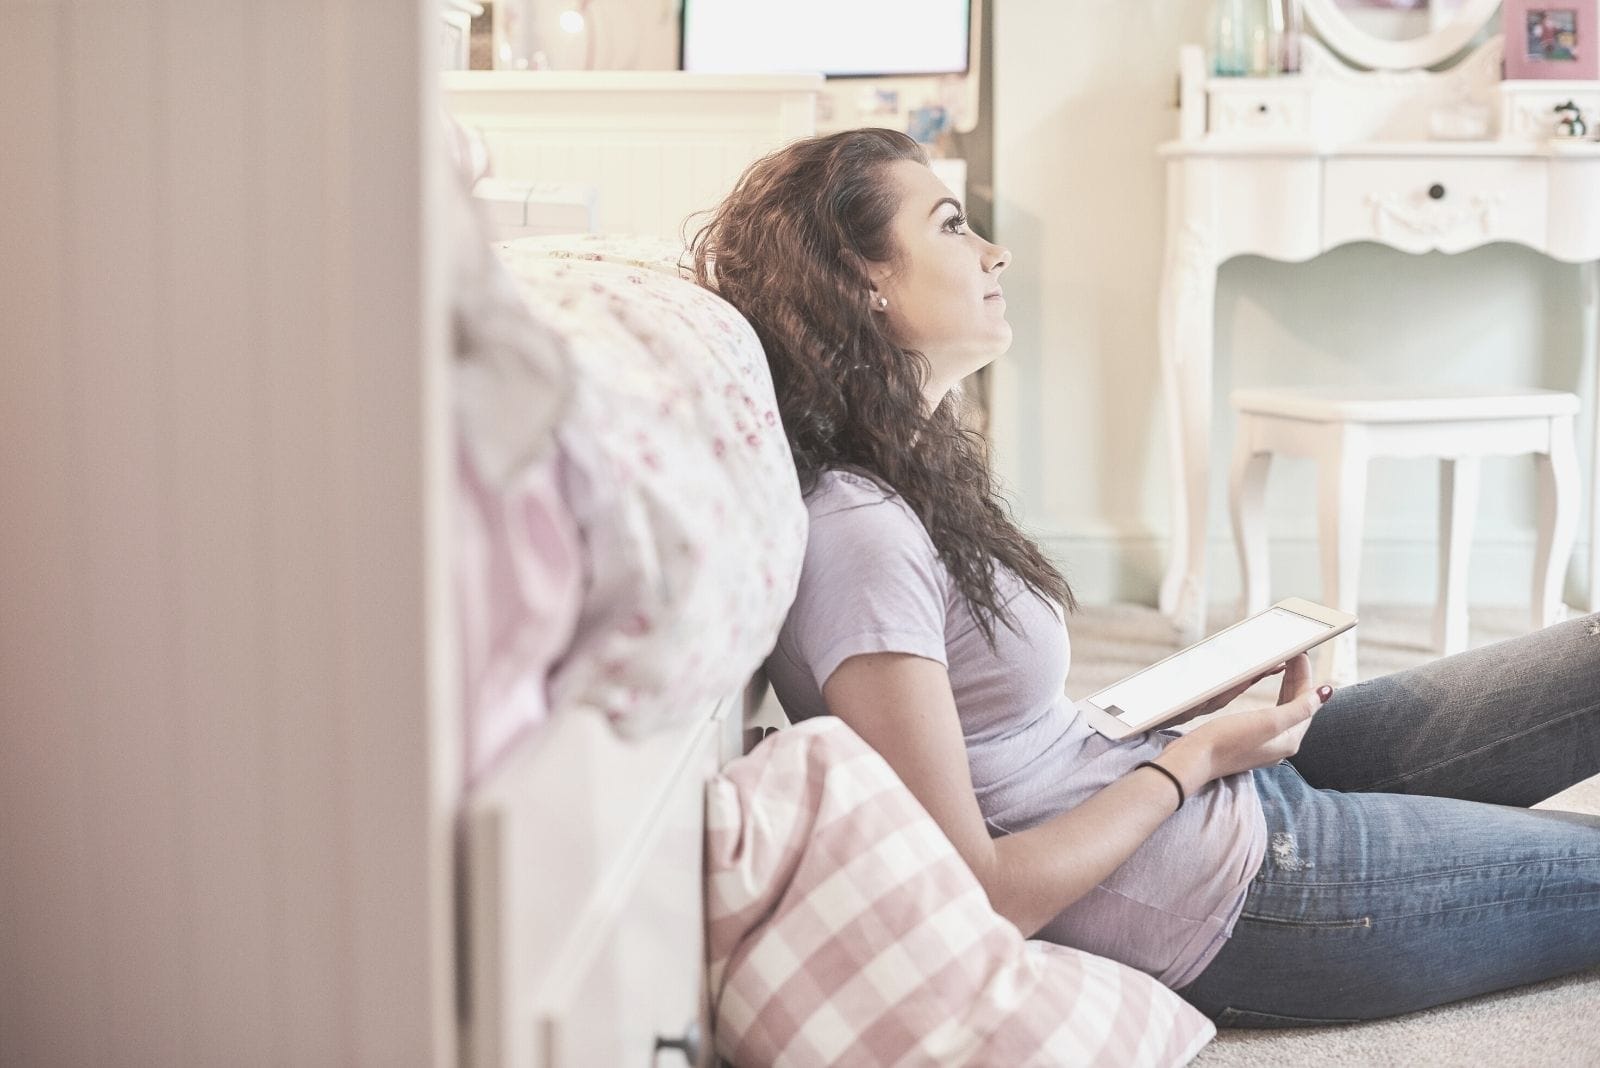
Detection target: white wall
<box><xmin>990</xmin><ymin>0</ymin><xmax>1594</xmax><ymax>608</ymax></box>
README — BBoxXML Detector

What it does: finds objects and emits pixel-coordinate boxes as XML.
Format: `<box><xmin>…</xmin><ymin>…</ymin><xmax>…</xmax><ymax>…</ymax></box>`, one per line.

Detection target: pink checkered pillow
<box><xmin>706</xmin><ymin>719</ymin><xmax>1215</xmax><ymax>1067</ymax></box>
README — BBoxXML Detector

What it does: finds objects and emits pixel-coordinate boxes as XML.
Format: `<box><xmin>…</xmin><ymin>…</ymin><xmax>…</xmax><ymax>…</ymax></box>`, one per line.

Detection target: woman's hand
<box><xmin>1163</xmin><ymin>660</ymin><xmax>1289</xmax><ymax>726</ymax></box>
<box><xmin>1157</xmin><ymin>653</ymin><xmax>1330</xmax><ymax>795</ymax></box>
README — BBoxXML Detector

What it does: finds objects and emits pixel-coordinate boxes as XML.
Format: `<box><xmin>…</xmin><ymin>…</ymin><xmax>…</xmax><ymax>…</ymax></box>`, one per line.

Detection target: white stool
<box><xmin>1229</xmin><ymin>386</ymin><xmax>1580</xmax><ymax>685</ymax></box>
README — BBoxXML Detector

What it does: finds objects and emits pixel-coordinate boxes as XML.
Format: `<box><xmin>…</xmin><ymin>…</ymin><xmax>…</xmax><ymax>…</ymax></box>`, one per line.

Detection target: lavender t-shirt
<box><xmin>764</xmin><ymin>469</ymin><xmax>1267</xmax><ymax>988</ymax></box>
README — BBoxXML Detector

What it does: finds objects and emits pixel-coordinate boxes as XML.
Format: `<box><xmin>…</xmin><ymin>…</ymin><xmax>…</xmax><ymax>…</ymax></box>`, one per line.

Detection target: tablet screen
<box><xmin>1091</xmin><ymin>607</ymin><xmax>1333</xmax><ymax>724</ymax></box>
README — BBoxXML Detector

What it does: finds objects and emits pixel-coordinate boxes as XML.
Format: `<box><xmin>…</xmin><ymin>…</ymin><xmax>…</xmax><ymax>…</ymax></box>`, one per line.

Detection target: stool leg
<box><xmin>1434</xmin><ymin>457</ymin><xmax>1478</xmax><ymax>655</ymax></box>
<box><xmin>1229</xmin><ymin>431</ymin><xmax>1273</xmax><ymax>620</ymax></box>
<box><xmin>1584</xmin><ymin>263</ymin><xmax>1600</xmax><ymax>612</ymax></box>
<box><xmin>1318</xmin><ymin>428</ymin><xmax>1367</xmax><ymax>686</ymax></box>
<box><xmin>1533</xmin><ymin>414</ymin><xmax>1579</xmax><ymax>631</ymax></box>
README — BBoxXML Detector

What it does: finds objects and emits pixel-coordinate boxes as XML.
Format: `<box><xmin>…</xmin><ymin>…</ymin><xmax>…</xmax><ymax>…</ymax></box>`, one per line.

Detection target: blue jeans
<box><xmin>1178</xmin><ymin>612</ymin><xmax>1600</xmax><ymax>1026</ymax></box>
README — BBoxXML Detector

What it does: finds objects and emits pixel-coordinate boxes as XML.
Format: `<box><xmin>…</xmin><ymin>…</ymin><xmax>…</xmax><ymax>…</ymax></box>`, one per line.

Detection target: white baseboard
<box><xmin>1041</xmin><ymin>530</ymin><xmax>1594</xmax><ymax>609</ymax></box>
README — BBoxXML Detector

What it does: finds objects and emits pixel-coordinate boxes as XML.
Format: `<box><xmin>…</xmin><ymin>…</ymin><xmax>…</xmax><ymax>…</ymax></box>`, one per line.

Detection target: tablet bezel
<box><xmin>1080</xmin><ymin>597</ymin><xmax>1356</xmax><ymax>741</ymax></box>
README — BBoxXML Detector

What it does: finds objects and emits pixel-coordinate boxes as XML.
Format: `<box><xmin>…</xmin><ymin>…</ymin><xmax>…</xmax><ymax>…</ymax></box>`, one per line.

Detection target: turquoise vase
<box><xmin>1210</xmin><ymin>0</ymin><xmax>1250</xmax><ymax>76</ymax></box>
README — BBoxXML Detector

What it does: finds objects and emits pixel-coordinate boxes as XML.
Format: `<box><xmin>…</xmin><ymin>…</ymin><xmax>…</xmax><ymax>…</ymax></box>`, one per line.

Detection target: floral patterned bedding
<box><xmin>455</xmin><ymin>221</ymin><xmax>806</xmax><ymax>780</ymax></box>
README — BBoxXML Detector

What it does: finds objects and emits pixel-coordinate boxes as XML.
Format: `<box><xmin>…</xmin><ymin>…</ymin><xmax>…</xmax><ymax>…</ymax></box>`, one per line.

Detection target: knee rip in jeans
<box><xmin>1269</xmin><ymin>831</ymin><xmax>1313</xmax><ymax>872</ymax></box>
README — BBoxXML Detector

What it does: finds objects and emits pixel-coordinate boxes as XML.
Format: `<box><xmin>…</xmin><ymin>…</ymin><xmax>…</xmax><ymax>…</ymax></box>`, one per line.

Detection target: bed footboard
<box><xmin>461</xmin><ymin>679</ymin><xmax>763</xmax><ymax>1067</ymax></box>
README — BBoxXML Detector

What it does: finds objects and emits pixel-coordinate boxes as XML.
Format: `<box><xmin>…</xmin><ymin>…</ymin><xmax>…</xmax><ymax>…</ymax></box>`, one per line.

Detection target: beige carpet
<box><xmin>1067</xmin><ymin>603</ymin><xmax>1600</xmax><ymax>1067</ymax></box>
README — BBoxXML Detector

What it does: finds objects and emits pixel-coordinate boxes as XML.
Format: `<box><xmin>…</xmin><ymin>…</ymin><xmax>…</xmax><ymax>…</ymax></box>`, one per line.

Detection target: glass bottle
<box><xmin>1210</xmin><ymin>0</ymin><xmax>1249</xmax><ymax>77</ymax></box>
<box><xmin>1249</xmin><ymin>0</ymin><xmax>1282</xmax><ymax>77</ymax></box>
<box><xmin>493</xmin><ymin>0</ymin><xmax>545</xmax><ymax>71</ymax></box>
<box><xmin>1279</xmin><ymin>0</ymin><xmax>1304</xmax><ymax>74</ymax></box>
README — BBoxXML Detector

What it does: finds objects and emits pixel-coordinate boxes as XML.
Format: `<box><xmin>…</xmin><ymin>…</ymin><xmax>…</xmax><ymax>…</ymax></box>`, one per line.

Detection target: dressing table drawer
<box><xmin>1322</xmin><ymin>159</ymin><xmax>1547</xmax><ymax>254</ymax></box>
<box><xmin>1207</xmin><ymin>80</ymin><xmax>1313</xmax><ymax>140</ymax></box>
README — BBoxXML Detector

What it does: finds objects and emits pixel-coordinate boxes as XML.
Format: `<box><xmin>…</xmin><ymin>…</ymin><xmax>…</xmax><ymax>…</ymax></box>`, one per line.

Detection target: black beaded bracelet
<box><xmin>1136</xmin><ymin>760</ymin><xmax>1186</xmax><ymax>811</ymax></box>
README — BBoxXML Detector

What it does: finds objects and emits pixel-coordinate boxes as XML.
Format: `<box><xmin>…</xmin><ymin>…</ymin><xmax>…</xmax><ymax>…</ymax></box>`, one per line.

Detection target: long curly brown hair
<box><xmin>690</xmin><ymin>128</ymin><xmax>1075</xmax><ymax>645</ymax></box>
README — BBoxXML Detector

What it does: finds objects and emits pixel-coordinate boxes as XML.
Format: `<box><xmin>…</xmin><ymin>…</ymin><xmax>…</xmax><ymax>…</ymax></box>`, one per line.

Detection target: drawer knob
<box><xmin>1257</xmin><ymin>103</ymin><xmax>1269</xmax><ymax>114</ymax></box>
<box><xmin>655</xmin><ymin>1020</ymin><xmax>702</xmax><ymax>1064</ymax></box>
<box><xmin>1428</xmin><ymin>183</ymin><xmax>1447</xmax><ymax>201</ymax></box>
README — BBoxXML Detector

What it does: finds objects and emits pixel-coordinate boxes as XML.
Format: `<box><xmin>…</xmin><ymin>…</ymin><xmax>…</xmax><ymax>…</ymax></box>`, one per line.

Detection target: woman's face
<box><xmin>867</xmin><ymin>160</ymin><xmax>1012</xmax><ymax>409</ymax></box>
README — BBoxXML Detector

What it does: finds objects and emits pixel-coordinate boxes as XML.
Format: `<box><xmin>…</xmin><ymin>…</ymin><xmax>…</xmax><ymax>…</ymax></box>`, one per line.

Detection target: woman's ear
<box><xmin>863</xmin><ymin>260</ymin><xmax>894</xmax><ymax>295</ymax></box>
<box><xmin>841</xmin><ymin>247</ymin><xmax>892</xmax><ymax>297</ymax></box>
<box><xmin>864</xmin><ymin>272</ymin><xmax>898</xmax><ymax>318</ymax></box>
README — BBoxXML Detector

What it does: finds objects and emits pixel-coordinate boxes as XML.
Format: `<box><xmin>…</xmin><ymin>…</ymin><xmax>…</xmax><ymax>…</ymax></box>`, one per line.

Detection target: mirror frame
<box><xmin>1302</xmin><ymin>0</ymin><xmax>1502</xmax><ymax>70</ymax></box>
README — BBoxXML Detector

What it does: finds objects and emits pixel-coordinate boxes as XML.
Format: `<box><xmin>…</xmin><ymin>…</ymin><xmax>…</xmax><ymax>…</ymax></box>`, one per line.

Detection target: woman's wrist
<box><xmin>1152</xmin><ymin>736</ymin><xmax>1213</xmax><ymax>797</ymax></box>
<box><xmin>1135</xmin><ymin>760</ymin><xmax>1187</xmax><ymax>810</ymax></box>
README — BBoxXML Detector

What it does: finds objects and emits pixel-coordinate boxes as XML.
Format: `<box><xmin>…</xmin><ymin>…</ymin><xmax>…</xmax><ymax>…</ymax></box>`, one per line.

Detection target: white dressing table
<box><xmin>1157</xmin><ymin>0</ymin><xmax>1600</xmax><ymax>639</ymax></box>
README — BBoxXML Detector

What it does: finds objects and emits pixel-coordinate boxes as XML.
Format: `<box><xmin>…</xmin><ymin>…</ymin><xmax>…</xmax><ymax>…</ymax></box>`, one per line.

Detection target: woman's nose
<box><xmin>986</xmin><ymin>244</ymin><xmax>1011</xmax><ymax>274</ymax></box>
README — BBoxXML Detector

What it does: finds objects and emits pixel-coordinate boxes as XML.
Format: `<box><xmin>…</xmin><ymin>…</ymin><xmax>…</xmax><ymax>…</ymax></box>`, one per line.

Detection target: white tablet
<box><xmin>1080</xmin><ymin>597</ymin><xmax>1356</xmax><ymax>740</ymax></box>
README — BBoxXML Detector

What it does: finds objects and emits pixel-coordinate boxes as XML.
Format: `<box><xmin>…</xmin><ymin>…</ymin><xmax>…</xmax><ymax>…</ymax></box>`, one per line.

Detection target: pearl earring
<box><xmin>875</xmin><ymin>296</ymin><xmax>889</xmax><ymax>310</ymax></box>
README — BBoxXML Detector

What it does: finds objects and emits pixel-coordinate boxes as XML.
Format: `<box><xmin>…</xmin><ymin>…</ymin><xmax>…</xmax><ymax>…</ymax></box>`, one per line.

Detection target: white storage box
<box><xmin>473</xmin><ymin>178</ymin><xmax>599</xmax><ymax>240</ymax></box>
<box><xmin>1499</xmin><ymin>82</ymin><xmax>1600</xmax><ymax>142</ymax></box>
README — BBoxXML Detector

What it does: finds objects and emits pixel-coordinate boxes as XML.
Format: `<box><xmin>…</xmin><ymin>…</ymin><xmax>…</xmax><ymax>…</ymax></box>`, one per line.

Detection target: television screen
<box><xmin>681</xmin><ymin>0</ymin><xmax>971</xmax><ymax>78</ymax></box>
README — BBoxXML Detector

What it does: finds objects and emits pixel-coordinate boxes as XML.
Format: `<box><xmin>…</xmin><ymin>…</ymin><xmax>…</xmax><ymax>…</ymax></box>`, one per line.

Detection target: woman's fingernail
<box><xmin>1316</xmin><ymin>685</ymin><xmax>1333</xmax><ymax>703</ymax></box>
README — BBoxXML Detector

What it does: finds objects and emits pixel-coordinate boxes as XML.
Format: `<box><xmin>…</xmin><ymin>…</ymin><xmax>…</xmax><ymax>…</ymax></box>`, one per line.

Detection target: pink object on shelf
<box><xmin>1503</xmin><ymin>0</ymin><xmax>1600</xmax><ymax>80</ymax></box>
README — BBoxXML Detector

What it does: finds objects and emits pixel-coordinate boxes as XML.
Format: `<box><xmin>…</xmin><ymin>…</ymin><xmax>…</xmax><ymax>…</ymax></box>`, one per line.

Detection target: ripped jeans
<box><xmin>1178</xmin><ymin>612</ymin><xmax>1600</xmax><ymax>1026</ymax></box>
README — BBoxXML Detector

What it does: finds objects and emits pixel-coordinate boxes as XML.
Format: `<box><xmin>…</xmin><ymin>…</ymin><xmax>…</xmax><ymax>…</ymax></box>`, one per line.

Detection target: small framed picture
<box><xmin>1503</xmin><ymin>1</ymin><xmax>1600</xmax><ymax>79</ymax></box>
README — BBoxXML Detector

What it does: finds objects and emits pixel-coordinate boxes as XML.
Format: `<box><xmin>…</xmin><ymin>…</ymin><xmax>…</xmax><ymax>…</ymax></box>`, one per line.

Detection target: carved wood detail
<box><xmin>1168</xmin><ymin>223</ymin><xmax>1217</xmax><ymax>373</ymax></box>
<box><xmin>1365</xmin><ymin>191</ymin><xmax>1504</xmax><ymax>242</ymax></box>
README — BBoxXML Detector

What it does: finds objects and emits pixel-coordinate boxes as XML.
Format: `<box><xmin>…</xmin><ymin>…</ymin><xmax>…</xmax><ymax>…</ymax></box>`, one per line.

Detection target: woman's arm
<box><xmin>823</xmin><ymin>651</ymin><xmax>1325</xmax><ymax>937</ymax></box>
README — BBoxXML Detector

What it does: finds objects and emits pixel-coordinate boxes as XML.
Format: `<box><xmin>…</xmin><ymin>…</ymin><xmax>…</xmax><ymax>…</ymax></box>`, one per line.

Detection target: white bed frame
<box><xmin>463</xmin><ymin>684</ymin><xmax>762</xmax><ymax>1067</ymax></box>
<box><xmin>3</xmin><ymin>6</ymin><xmax>813</xmax><ymax>1061</ymax></box>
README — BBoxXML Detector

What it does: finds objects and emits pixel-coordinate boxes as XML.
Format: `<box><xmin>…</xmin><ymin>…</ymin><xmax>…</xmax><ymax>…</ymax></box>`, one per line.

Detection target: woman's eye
<box><xmin>943</xmin><ymin>213</ymin><xmax>969</xmax><ymax>234</ymax></box>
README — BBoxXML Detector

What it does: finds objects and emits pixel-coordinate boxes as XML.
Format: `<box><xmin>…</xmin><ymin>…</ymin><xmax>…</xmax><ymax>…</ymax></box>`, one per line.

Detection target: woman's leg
<box><xmin>1179</xmin><ymin>763</ymin><xmax>1600</xmax><ymax>1025</ymax></box>
<box><xmin>1291</xmin><ymin>612</ymin><xmax>1600</xmax><ymax>805</ymax></box>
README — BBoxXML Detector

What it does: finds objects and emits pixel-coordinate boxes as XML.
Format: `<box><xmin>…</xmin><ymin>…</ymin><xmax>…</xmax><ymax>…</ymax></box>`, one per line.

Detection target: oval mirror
<box><xmin>1303</xmin><ymin>0</ymin><xmax>1501</xmax><ymax>69</ymax></box>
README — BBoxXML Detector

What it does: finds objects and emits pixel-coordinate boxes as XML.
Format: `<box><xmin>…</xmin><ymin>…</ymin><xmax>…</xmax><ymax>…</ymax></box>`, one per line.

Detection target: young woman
<box><xmin>691</xmin><ymin>128</ymin><xmax>1600</xmax><ymax>1026</ymax></box>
